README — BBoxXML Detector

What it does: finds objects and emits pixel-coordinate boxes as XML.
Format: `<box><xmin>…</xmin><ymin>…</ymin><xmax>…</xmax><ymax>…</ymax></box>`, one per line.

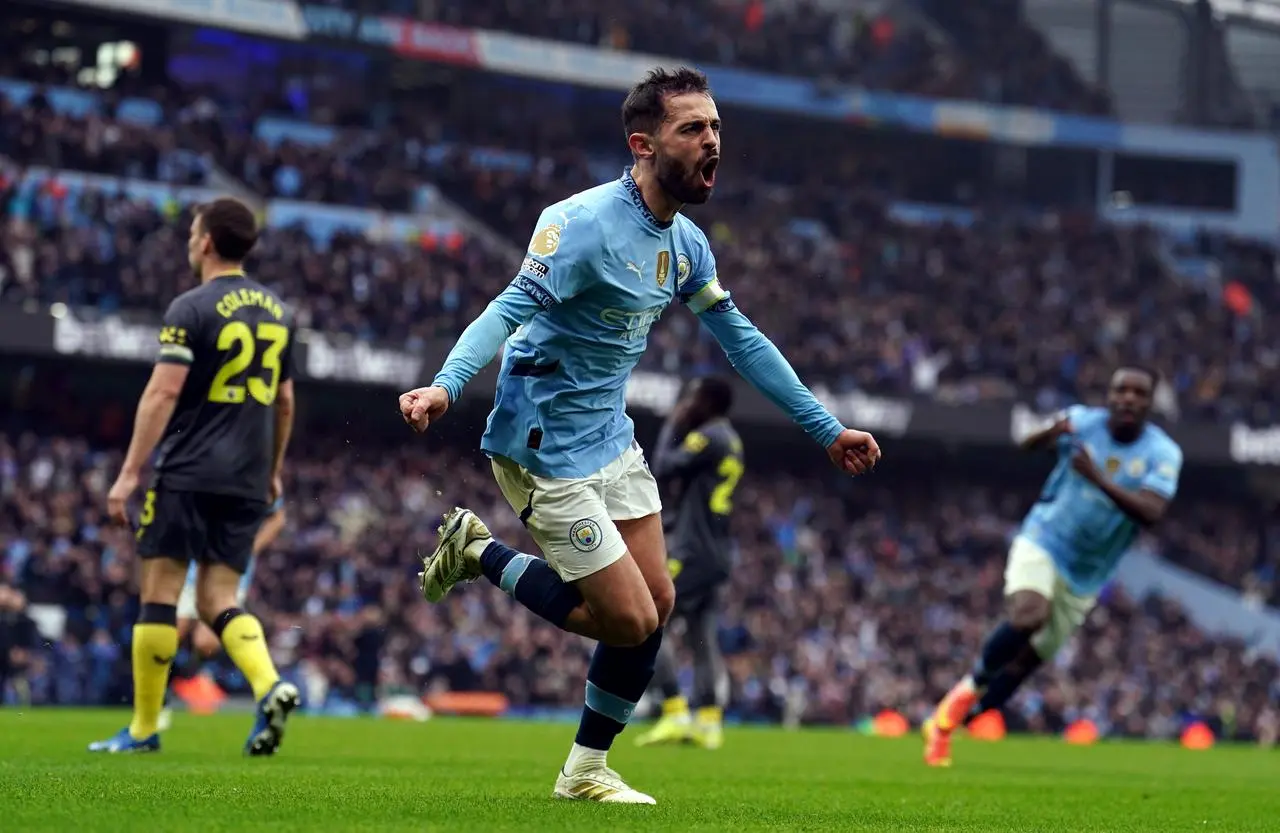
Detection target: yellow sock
<box><xmin>129</xmin><ymin>623</ymin><xmax>177</xmax><ymax>739</ymax></box>
<box><xmin>219</xmin><ymin>612</ymin><xmax>279</xmax><ymax>701</ymax></box>
<box><xmin>662</xmin><ymin>695</ymin><xmax>689</xmax><ymax>718</ymax></box>
<box><xmin>696</xmin><ymin>705</ymin><xmax>723</xmax><ymax>726</ymax></box>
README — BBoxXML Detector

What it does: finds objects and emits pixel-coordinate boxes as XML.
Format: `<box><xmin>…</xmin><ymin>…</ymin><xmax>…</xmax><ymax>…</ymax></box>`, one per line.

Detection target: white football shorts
<box><xmin>1003</xmin><ymin>535</ymin><xmax>1097</xmax><ymax>660</ymax></box>
<box><xmin>490</xmin><ymin>441</ymin><xmax>662</xmax><ymax>582</ymax></box>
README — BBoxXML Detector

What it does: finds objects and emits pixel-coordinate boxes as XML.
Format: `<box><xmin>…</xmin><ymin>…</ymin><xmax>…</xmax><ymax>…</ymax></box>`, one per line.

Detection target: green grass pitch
<box><xmin>1</xmin><ymin>710</ymin><xmax>1276</xmax><ymax>831</ymax></box>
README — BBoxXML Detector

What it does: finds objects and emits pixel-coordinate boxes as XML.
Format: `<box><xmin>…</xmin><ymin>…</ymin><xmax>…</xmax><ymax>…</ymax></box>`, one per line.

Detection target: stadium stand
<box><xmin>2</xmin><ymin>77</ymin><xmax>1276</xmax><ymax>423</ymax></box>
<box><xmin>338</xmin><ymin>0</ymin><xmax>1109</xmax><ymax>113</ymax></box>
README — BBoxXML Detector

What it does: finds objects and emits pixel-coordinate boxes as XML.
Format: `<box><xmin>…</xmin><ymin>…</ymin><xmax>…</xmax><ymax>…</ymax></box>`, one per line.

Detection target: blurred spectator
<box><xmin>0</xmin><ymin>584</ymin><xmax>38</xmax><ymax>705</ymax></box>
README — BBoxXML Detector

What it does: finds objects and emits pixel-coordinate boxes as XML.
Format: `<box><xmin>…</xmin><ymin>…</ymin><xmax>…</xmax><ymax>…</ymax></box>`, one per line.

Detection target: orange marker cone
<box><xmin>872</xmin><ymin>710</ymin><xmax>909</xmax><ymax>738</ymax></box>
<box><xmin>1064</xmin><ymin>719</ymin><xmax>1099</xmax><ymax>745</ymax></box>
<box><xmin>1181</xmin><ymin>722</ymin><xmax>1215</xmax><ymax>750</ymax></box>
<box><xmin>967</xmin><ymin>709</ymin><xmax>1006</xmax><ymax>741</ymax></box>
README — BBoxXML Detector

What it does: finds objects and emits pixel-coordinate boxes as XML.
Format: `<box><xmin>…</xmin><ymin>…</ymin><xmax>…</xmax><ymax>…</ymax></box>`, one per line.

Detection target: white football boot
<box><xmin>553</xmin><ymin>765</ymin><xmax>656</xmax><ymax>805</ymax></box>
<box><xmin>419</xmin><ymin>507</ymin><xmax>491</xmax><ymax>602</ymax></box>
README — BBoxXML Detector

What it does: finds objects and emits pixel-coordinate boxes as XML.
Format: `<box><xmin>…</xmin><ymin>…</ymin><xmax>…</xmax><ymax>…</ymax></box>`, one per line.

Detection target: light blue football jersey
<box><xmin>433</xmin><ymin>170</ymin><xmax>844</xmax><ymax>478</ymax></box>
<box><xmin>1020</xmin><ymin>405</ymin><xmax>1182</xmax><ymax>595</ymax></box>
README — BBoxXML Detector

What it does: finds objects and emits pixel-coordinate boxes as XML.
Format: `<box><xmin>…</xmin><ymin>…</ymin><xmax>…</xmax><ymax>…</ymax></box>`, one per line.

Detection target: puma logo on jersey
<box><xmin>625</xmin><ymin>261</ymin><xmax>646</xmax><ymax>279</ymax></box>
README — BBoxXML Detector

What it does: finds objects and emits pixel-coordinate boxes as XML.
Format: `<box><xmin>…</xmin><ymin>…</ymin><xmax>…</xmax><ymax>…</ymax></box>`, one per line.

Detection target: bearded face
<box><xmin>650</xmin><ymin>92</ymin><xmax>720</xmax><ymax>206</ymax></box>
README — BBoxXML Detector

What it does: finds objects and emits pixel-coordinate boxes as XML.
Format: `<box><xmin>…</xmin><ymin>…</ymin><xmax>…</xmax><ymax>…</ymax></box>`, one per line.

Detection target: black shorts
<box><xmin>672</xmin><ymin>558</ymin><xmax>727</xmax><ymax>621</ymax></box>
<box><xmin>134</xmin><ymin>487</ymin><xmax>266</xmax><ymax>573</ymax></box>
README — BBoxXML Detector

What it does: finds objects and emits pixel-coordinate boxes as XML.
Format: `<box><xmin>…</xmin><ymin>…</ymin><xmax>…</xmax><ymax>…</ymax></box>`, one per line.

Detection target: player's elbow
<box><xmin>275</xmin><ymin>379</ymin><xmax>296</xmax><ymax>415</ymax></box>
<box><xmin>146</xmin><ymin>364</ymin><xmax>188</xmax><ymax>402</ymax></box>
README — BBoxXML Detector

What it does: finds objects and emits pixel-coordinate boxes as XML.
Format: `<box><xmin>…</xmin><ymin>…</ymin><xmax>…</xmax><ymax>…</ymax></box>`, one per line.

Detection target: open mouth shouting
<box><xmin>699</xmin><ymin>156</ymin><xmax>719</xmax><ymax>189</ymax></box>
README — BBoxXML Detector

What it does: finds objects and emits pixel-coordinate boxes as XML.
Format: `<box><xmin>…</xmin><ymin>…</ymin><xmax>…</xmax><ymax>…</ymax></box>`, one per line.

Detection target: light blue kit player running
<box><xmin>398</xmin><ymin>67</ymin><xmax>881</xmax><ymax>805</ymax></box>
<box><xmin>925</xmin><ymin>366</ymin><xmax>1182</xmax><ymax>767</ymax></box>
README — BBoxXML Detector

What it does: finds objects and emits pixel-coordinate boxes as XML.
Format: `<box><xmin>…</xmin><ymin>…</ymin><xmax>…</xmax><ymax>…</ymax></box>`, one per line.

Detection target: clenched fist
<box><xmin>399</xmin><ymin>386</ymin><xmax>450</xmax><ymax>433</ymax></box>
<box><xmin>826</xmin><ymin>429</ymin><xmax>881</xmax><ymax>476</ymax></box>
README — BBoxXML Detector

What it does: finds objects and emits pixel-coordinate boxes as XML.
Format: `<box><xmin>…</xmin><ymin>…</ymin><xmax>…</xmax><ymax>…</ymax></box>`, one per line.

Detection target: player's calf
<box><xmin>966</xmin><ymin>646</ymin><xmax>1044</xmax><ymax>725</ymax></box>
<box><xmin>192</xmin><ymin>622</ymin><xmax>223</xmax><ymax>659</ymax></box>
<box><xmin>965</xmin><ymin>591</ymin><xmax>1050</xmax><ymax>692</ymax></box>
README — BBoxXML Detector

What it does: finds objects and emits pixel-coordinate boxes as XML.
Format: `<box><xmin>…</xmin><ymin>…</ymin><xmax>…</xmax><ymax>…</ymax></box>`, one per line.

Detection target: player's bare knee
<box><xmin>650</xmin><ymin>575</ymin><xmax>676</xmax><ymax>626</ymax></box>
<box><xmin>1006</xmin><ymin>591</ymin><xmax>1050</xmax><ymax>632</ymax></box>
<box><xmin>600</xmin><ymin>600</ymin><xmax>659</xmax><ymax>647</ymax></box>
<box><xmin>195</xmin><ymin>592</ymin><xmax>237</xmax><ymax>626</ymax></box>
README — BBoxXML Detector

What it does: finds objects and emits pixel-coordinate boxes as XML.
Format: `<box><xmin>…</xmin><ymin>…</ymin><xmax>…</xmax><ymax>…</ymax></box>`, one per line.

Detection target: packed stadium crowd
<box><xmin>324</xmin><ymin>0</ymin><xmax>1108</xmax><ymax>114</ymax></box>
<box><xmin>1</xmin><ymin>429</ymin><xmax>1276</xmax><ymax>740</ymax></box>
<box><xmin>2</xmin><ymin>90</ymin><xmax>1277</xmax><ymax>425</ymax></box>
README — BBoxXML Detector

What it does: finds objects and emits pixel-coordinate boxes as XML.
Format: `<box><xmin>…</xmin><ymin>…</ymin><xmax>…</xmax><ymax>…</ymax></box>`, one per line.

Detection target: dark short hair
<box><xmin>195</xmin><ymin>197</ymin><xmax>258</xmax><ymax>262</ymax></box>
<box><xmin>1114</xmin><ymin>365</ymin><xmax>1161</xmax><ymax>389</ymax></box>
<box><xmin>621</xmin><ymin>66</ymin><xmax>711</xmax><ymax>139</ymax></box>
<box><xmin>695</xmin><ymin>375</ymin><xmax>734</xmax><ymax>418</ymax></box>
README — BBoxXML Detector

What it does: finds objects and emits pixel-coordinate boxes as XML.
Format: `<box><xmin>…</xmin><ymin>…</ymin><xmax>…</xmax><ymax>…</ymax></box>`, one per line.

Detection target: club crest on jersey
<box><xmin>1127</xmin><ymin>458</ymin><xmax>1146</xmax><ymax>478</ymax></box>
<box><xmin>1105</xmin><ymin>456</ymin><xmax>1121</xmax><ymax>476</ymax></box>
<box><xmin>656</xmin><ymin>251</ymin><xmax>671</xmax><ymax>287</ymax></box>
<box><xmin>676</xmin><ymin>253</ymin><xmax>691</xmax><ymax>287</ymax></box>
<box><xmin>530</xmin><ymin>224</ymin><xmax>562</xmax><ymax>257</ymax></box>
<box><xmin>570</xmin><ymin>519</ymin><xmax>603</xmax><ymax>552</ymax></box>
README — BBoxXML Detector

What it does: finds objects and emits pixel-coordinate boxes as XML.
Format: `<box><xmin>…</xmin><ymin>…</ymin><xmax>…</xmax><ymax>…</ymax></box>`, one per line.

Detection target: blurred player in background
<box><xmin>924</xmin><ymin>367</ymin><xmax>1182</xmax><ymax>766</ymax></box>
<box><xmin>637</xmin><ymin>376</ymin><xmax>741</xmax><ymax>750</ymax></box>
<box><xmin>400</xmin><ymin>67</ymin><xmax>880</xmax><ymax>804</ymax></box>
<box><xmin>157</xmin><ymin>495</ymin><xmax>286</xmax><ymax>731</ymax></box>
<box><xmin>89</xmin><ymin>198</ymin><xmax>299</xmax><ymax>756</ymax></box>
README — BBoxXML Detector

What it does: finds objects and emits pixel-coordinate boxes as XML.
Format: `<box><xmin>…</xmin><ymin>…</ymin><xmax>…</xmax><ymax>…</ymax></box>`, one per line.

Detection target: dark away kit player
<box><xmin>90</xmin><ymin>198</ymin><xmax>299</xmax><ymax>756</ymax></box>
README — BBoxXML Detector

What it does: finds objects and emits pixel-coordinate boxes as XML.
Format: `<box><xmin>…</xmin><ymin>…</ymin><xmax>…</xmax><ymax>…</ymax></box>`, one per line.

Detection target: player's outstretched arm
<box><xmin>401</xmin><ymin>207</ymin><xmax>604</xmax><ymax>433</ymax></box>
<box><xmin>687</xmin><ymin>287</ymin><xmax>878</xmax><ymax>474</ymax></box>
<box><xmin>1019</xmin><ymin>410</ymin><xmax>1073</xmax><ymax>452</ymax></box>
<box><xmin>399</xmin><ymin>287</ymin><xmax>543</xmax><ymax>432</ymax></box>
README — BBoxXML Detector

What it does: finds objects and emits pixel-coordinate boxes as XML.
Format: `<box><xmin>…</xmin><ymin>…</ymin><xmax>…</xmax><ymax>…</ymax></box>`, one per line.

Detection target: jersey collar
<box><xmin>621</xmin><ymin>169</ymin><xmax>672</xmax><ymax>231</ymax></box>
<box><xmin>209</xmin><ymin>269</ymin><xmax>246</xmax><ymax>281</ymax></box>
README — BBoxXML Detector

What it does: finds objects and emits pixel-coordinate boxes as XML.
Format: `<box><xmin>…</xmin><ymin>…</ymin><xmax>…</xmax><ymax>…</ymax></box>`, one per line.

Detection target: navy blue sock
<box><xmin>575</xmin><ymin>627</ymin><xmax>665</xmax><ymax>751</ymax></box>
<box><xmin>967</xmin><ymin>654</ymin><xmax>1043</xmax><ymax>724</ymax></box>
<box><xmin>971</xmin><ymin>621</ymin><xmax>1032</xmax><ymax>688</ymax></box>
<box><xmin>479</xmin><ymin>541</ymin><xmax>583</xmax><ymax>629</ymax></box>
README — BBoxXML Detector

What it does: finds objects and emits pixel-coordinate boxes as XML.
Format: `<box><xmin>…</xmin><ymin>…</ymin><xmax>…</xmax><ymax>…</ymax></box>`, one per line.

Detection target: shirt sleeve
<box><xmin>156</xmin><ymin>297</ymin><xmax>200</xmax><ymax>366</ymax></box>
<box><xmin>1142</xmin><ymin>442</ymin><xmax>1183</xmax><ymax>499</ymax></box>
<box><xmin>1055</xmin><ymin>404</ymin><xmax>1092</xmax><ymax>454</ymax></box>
<box><xmin>682</xmin><ymin>234</ymin><xmax>843</xmax><ymax>449</ymax></box>
<box><xmin>510</xmin><ymin>206</ymin><xmax>603</xmax><ymax>309</ymax></box>
<box><xmin>675</xmin><ymin>235</ymin><xmax>729</xmax><ymax>314</ymax></box>
<box><xmin>432</xmin><ymin>206</ymin><xmax>603</xmax><ymax>403</ymax></box>
<box><xmin>651</xmin><ymin>422</ymin><xmax>715</xmax><ymax>480</ymax></box>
